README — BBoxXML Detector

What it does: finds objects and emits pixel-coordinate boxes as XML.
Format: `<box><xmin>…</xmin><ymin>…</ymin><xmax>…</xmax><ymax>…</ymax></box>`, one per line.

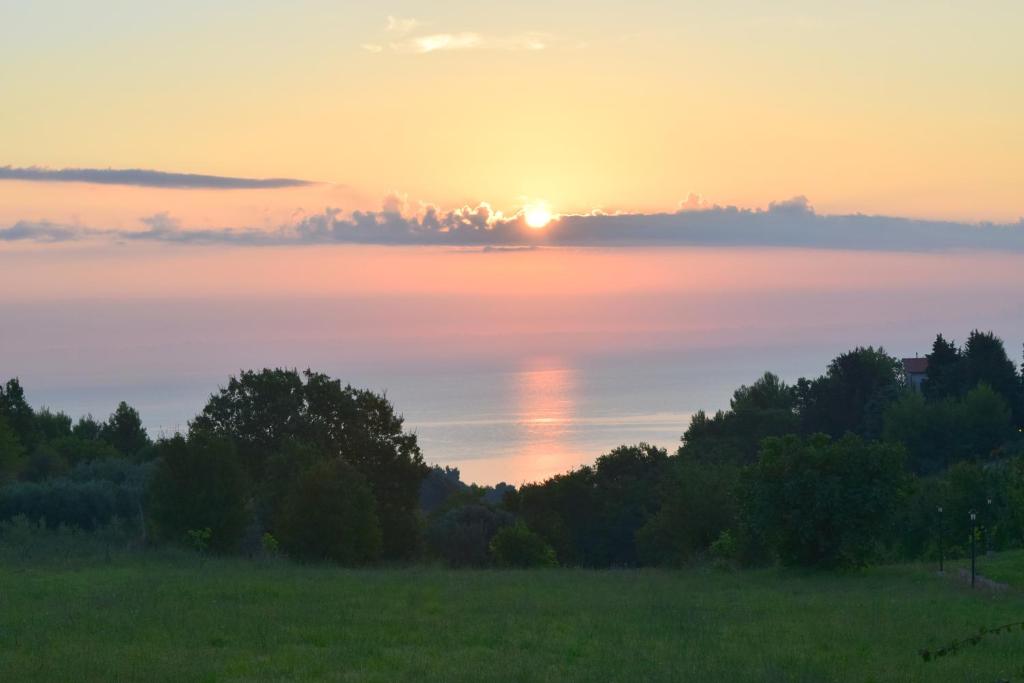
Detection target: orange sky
<box><xmin>2</xmin><ymin>3</ymin><xmax>1023</xmax><ymax>224</ymax></box>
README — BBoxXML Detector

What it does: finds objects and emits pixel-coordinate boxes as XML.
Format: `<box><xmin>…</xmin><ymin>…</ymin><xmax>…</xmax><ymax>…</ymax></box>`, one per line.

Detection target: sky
<box><xmin>1</xmin><ymin>0</ymin><xmax>1023</xmax><ymax>230</ymax></box>
<box><xmin>3</xmin><ymin>1</ymin><xmax>1024</xmax><ymax>482</ymax></box>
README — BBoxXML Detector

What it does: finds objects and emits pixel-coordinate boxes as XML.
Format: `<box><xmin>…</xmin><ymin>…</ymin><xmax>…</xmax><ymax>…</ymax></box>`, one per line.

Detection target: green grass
<box><xmin>2</xmin><ymin>552</ymin><xmax>1024</xmax><ymax>682</ymax></box>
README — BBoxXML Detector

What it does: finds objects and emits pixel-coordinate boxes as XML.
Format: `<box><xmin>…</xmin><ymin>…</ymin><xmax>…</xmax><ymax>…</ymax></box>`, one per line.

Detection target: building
<box><xmin>902</xmin><ymin>357</ymin><xmax>929</xmax><ymax>392</ymax></box>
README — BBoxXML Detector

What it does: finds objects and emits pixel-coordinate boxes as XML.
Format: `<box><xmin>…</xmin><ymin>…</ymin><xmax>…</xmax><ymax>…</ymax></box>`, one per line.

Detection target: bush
<box><xmin>490</xmin><ymin>522</ymin><xmax>557</xmax><ymax>568</ymax></box>
<box><xmin>427</xmin><ymin>504</ymin><xmax>513</xmax><ymax>567</ymax></box>
<box><xmin>147</xmin><ymin>431</ymin><xmax>249</xmax><ymax>552</ymax></box>
<box><xmin>276</xmin><ymin>458</ymin><xmax>382</xmax><ymax>565</ymax></box>
<box><xmin>0</xmin><ymin>478</ymin><xmax>139</xmax><ymax>530</ymax></box>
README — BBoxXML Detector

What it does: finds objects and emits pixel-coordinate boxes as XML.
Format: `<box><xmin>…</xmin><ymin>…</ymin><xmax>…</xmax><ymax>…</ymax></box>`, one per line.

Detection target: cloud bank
<box><xmin>0</xmin><ymin>166</ymin><xmax>314</xmax><ymax>189</ymax></box>
<box><xmin>4</xmin><ymin>196</ymin><xmax>1024</xmax><ymax>252</ymax></box>
<box><xmin>362</xmin><ymin>15</ymin><xmax>556</xmax><ymax>54</ymax></box>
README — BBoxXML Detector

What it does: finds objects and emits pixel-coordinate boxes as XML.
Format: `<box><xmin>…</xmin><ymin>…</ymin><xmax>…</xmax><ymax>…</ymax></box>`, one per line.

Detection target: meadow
<box><xmin>2</xmin><ymin>550</ymin><xmax>1024</xmax><ymax>682</ymax></box>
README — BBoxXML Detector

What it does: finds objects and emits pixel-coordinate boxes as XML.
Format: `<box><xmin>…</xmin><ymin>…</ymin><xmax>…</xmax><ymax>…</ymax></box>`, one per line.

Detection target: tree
<box><xmin>683</xmin><ymin>372</ymin><xmax>798</xmax><ymax>465</ymax></box>
<box><xmin>884</xmin><ymin>384</ymin><xmax>1013</xmax><ymax>474</ymax></box>
<box><xmin>276</xmin><ymin>458</ymin><xmax>382</xmax><ymax>565</ymax></box>
<box><xmin>0</xmin><ymin>416</ymin><xmax>25</xmax><ymax>482</ymax></box>
<box><xmin>47</xmin><ymin>436</ymin><xmax>122</xmax><ymax>467</ymax></box>
<box><xmin>192</xmin><ymin>368</ymin><xmax>427</xmax><ymax>559</ymax></box>
<box><xmin>590</xmin><ymin>444</ymin><xmax>669</xmax><ymax>566</ymax></box>
<box><xmin>72</xmin><ymin>416</ymin><xmax>103</xmax><ymax>441</ymax></box>
<box><xmin>508</xmin><ymin>466</ymin><xmax>598</xmax><ymax>566</ymax></box>
<box><xmin>427</xmin><ymin>503</ymin><xmax>513</xmax><ymax>567</ymax></box>
<box><xmin>509</xmin><ymin>444</ymin><xmax>668</xmax><ymax>566</ymax></box>
<box><xmin>922</xmin><ymin>334</ymin><xmax>965</xmax><ymax>401</ymax></box>
<box><xmin>744</xmin><ymin>434</ymin><xmax>909</xmax><ymax>567</ymax></box>
<box><xmin>797</xmin><ymin>347</ymin><xmax>902</xmax><ymax>438</ymax></box>
<box><xmin>34</xmin><ymin>409</ymin><xmax>72</xmax><ymax>442</ymax></box>
<box><xmin>147</xmin><ymin>432</ymin><xmax>249</xmax><ymax>552</ymax></box>
<box><xmin>958</xmin><ymin>384</ymin><xmax>1014</xmax><ymax>458</ymax></box>
<box><xmin>637</xmin><ymin>453</ymin><xmax>739</xmax><ymax>566</ymax></box>
<box><xmin>963</xmin><ymin>330</ymin><xmax>1022</xmax><ymax>424</ymax></box>
<box><xmin>883</xmin><ymin>392</ymin><xmax>958</xmax><ymax>474</ymax></box>
<box><xmin>100</xmin><ymin>402</ymin><xmax>150</xmax><ymax>458</ymax></box>
<box><xmin>0</xmin><ymin>379</ymin><xmax>36</xmax><ymax>450</ymax></box>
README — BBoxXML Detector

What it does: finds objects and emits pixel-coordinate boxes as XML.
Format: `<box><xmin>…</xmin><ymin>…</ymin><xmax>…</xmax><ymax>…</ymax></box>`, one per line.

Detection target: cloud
<box><xmin>365</xmin><ymin>15</ymin><xmax>553</xmax><ymax>54</ymax></box>
<box><xmin>0</xmin><ymin>221</ymin><xmax>84</xmax><ymax>242</ymax></box>
<box><xmin>0</xmin><ymin>166</ymin><xmax>314</xmax><ymax>189</ymax></box>
<box><xmin>5</xmin><ymin>197</ymin><xmax>1024</xmax><ymax>252</ymax></box>
<box><xmin>390</xmin><ymin>32</ymin><xmax>550</xmax><ymax>53</ymax></box>
<box><xmin>386</xmin><ymin>16</ymin><xmax>419</xmax><ymax>35</ymax></box>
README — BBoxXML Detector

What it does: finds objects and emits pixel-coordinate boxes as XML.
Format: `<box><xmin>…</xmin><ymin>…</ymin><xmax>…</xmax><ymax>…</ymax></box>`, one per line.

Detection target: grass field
<box><xmin>2</xmin><ymin>551</ymin><xmax>1024</xmax><ymax>682</ymax></box>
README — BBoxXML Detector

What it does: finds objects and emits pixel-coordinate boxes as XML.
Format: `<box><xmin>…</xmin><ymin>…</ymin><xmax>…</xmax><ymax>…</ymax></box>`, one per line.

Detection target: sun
<box><xmin>523</xmin><ymin>204</ymin><xmax>553</xmax><ymax>229</ymax></box>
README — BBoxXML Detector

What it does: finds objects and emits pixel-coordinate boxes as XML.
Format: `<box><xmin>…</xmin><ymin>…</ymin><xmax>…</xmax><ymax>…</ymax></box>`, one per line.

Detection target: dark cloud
<box><xmin>0</xmin><ymin>166</ymin><xmax>314</xmax><ymax>189</ymax></box>
<box><xmin>4</xmin><ymin>197</ymin><xmax>1024</xmax><ymax>251</ymax></box>
<box><xmin>0</xmin><ymin>221</ymin><xmax>83</xmax><ymax>242</ymax></box>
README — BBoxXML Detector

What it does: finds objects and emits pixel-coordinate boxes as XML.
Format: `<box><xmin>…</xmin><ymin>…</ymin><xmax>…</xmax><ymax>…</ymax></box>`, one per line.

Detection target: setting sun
<box><xmin>524</xmin><ymin>204</ymin><xmax>553</xmax><ymax>229</ymax></box>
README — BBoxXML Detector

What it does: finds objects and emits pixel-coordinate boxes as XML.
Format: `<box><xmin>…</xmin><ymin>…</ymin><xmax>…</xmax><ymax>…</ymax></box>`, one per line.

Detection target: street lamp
<box><xmin>937</xmin><ymin>506</ymin><xmax>944</xmax><ymax>573</ymax></box>
<box><xmin>986</xmin><ymin>497</ymin><xmax>993</xmax><ymax>556</ymax></box>
<box><xmin>969</xmin><ymin>509</ymin><xmax>978</xmax><ymax>588</ymax></box>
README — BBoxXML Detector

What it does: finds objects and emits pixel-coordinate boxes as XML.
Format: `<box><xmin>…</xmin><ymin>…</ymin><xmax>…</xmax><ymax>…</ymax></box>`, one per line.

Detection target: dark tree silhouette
<box><xmin>148</xmin><ymin>431</ymin><xmax>249</xmax><ymax>551</ymax></box>
<box><xmin>796</xmin><ymin>347</ymin><xmax>902</xmax><ymax>438</ymax></box>
<box><xmin>100</xmin><ymin>402</ymin><xmax>151</xmax><ymax>458</ymax></box>
<box><xmin>192</xmin><ymin>368</ymin><xmax>427</xmax><ymax>560</ymax></box>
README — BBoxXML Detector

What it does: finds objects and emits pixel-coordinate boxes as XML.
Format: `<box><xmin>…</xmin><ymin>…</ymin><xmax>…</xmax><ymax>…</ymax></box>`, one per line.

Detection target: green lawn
<box><xmin>2</xmin><ymin>552</ymin><xmax>1024</xmax><ymax>682</ymax></box>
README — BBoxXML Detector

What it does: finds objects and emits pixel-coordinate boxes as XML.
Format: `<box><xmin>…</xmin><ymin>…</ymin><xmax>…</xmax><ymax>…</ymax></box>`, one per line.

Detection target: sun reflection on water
<box><xmin>511</xmin><ymin>359</ymin><xmax>579</xmax><ymax>482</ymax></box>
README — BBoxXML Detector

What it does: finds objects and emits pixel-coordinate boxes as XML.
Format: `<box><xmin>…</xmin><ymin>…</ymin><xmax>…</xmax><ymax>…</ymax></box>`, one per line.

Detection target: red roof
<box><xmin>902</xmin><ymin>357</ymin><xmax>929</xmax><ymax>374</ymax></box>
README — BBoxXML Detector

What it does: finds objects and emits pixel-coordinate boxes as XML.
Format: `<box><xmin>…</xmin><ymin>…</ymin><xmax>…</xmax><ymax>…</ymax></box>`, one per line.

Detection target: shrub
<box><xmin>427</xmin><ymin>504</ymin><xmax>514</xmax><ymax>567</ymax></box>
<box><xmin>147</xmin><ymin>431</ymin><xmax>249</xmax><ymax>552</ymax></box>
<box><xmin>276</xmin><ymin>458</ymin><xmax>382</xmax><ymax>565</ymax></box>
<box><xmin>0</xmin><ymin>478</ymin><xmax>131</xmax><ymax>530</ymax></box>
<box><xmin>490</xmin><ymin>522</ymin><xmax>557</xmax><ymax>568</ymax></box>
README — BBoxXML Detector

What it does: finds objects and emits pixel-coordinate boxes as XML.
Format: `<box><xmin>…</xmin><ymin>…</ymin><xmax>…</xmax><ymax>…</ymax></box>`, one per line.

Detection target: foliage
<box><xmin>261</xmin><ymin>532</ymin><xmax>280</xmax><ymax>557</ymax></box>
<box><xmin>0</xmin><ymin>479</ymin><xmax>130</xmax><ymax>530</ymax></box>
<box><xmin>427</xmin><ymin>503</ymin><xmax>514</xmax><ymax>567</ymax></box>
<box><xmin>922</xmin><ymin>334</ymin><xmax>966</xmax><ymax>401</ymax></box>
<box><xmin>883</xmin><ymin>384</ymin><xmax>1013</xmax><ymax>473</ymax></box>
<box><xmin>489</xmin><ymin>522</ymin><xmax>557</xmax><ymax>568</ymax></box>
<box><xmin>276</xmin><ymin>458</ymin><xmax>382</xmax><ymax>565</ymax></box>
<box><xmin>72</xmin><ymin>415</ymin><xmax>103</xmax><ymax>441</ymax></box>
<box><xmin>0</xmin><ymin>379</ymin><xmax>37</xmax><ymax>450</ymax></box>
<box><xmin>744</xmin><ymin>434</ymin><xmax>909</xmax><ymax>567</ymax></box>
<box><xmin>963</xmin><ymin>330</ymin><xmax>1022</xmax><ymax>423</ymax></box>
<box><xmin>682</xmin><ymin>372</ymin><xmax>798</xmax><ymax>465</ymax></box>
<box><xmin>100</xmin><ymin>401</ymin><xmax>151</xmax><ymax>458</ymax></box>
<box><xmin>796</xmin><ymin>347</ymin><xmax>902</xmax><ymax>438</ymax></box>
<box><xmin>147</xmin><ymin>432</ymin><xmax>249</xmax><ymax>552</ymax></box>
<box><xmin>511</xmin><ymin>444</ymin><xmax>668</xmax><ymax>566</ymax></box>
<box><xmin>34</xmin><ymin>409</ymin><xmax>72</xmax><ymax>442</ymax></box>
<box><xmin>186</xmin><ymin>527</ymin><xmax>213</xmax><ymax>553</ymax></box>
<box><xmin>47</xmin><ymin>435</ymin><xmax>122</xmax><ymax>467</ymax></box>
<box><xmin>192</xmin><ymin>368</ymin><xmax>427</xmax><ymax>560</ymax></box>
<box><xmin>0</xmin><ymin>416</ymin><xmax>25</xmax><ymax>482</ymax></box>
<box><xmin>921</xmin><ymin>331</ymin><xmax>1023</xmax><ymax>425</ymax></box>
<box><xmin>636</xmin><ymin>453</ymin><xmax>740</xmax><ymax>566</ymax></box>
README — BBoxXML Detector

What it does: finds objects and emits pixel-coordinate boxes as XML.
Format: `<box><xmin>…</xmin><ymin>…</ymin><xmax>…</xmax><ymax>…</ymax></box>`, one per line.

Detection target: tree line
<box><xmin>1</xmin><ymin>329</ymin><xmax>1022</xmax><ymax>569</ymax></box>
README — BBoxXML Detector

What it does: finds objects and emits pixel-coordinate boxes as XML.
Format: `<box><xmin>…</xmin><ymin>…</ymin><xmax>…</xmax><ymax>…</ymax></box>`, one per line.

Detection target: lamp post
<box><xmin>986</xmin><ymin>497</ymin><xmax>993</xmax><ymax>556</ymax></box>
<box><xmin>937</xmin><ymin>506</ymin><xmax>944</xmax><ymax>574</ymax></box>
<box><xmin>970</xmin><ymin>509</ymin><xmax>977</xmax><ymax>588</ymax></box>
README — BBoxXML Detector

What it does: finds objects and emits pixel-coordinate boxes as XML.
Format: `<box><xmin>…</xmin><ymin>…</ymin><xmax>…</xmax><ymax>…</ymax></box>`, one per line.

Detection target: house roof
<box><xmin>902</xmin><ymin>357</ymin><xmax>929</xmax><ymax>374</ymax></box>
